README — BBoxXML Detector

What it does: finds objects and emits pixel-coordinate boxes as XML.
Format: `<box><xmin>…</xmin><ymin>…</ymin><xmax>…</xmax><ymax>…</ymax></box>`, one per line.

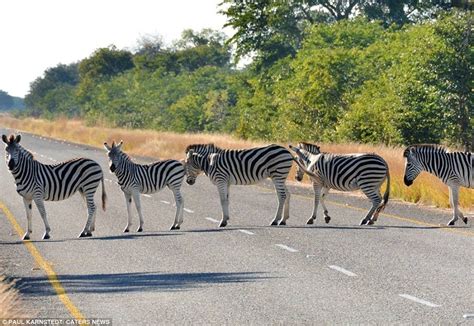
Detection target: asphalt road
<box><xmin>0</xmin><ymin>130</ymin><xmax>473</xmax><ymax>325</ymax></box>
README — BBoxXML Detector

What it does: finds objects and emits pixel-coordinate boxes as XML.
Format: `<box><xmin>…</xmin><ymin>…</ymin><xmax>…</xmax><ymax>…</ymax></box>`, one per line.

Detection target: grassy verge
<box><xmin>0</xmin><ymin>115</ymin><xmax>472</xmax><ymax>210</ymax></box>
<box><xmin>0</xmin><ymin>276</ymin><xmax>26</xmax><ymax>318</ymax></box>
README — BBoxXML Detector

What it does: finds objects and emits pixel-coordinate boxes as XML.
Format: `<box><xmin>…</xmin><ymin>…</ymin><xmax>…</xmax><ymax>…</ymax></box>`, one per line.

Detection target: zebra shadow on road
<box><xmin>0</xmin><ymin>232</ymin><xmax>183</xmax><ymax>244</ymax></box>
<box><xmin>14</xmin><ymin>271</ymin><xmax>274</xmax><ymax>295</ymax></box>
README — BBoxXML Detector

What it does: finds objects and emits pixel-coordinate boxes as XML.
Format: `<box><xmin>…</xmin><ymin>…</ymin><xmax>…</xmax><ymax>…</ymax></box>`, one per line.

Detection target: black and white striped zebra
<box><xmin>185</xmin><ymin>144</ymin><xmax>293</xmax><ymax>227</ymax></box>
<box><xmin>403</xmin><ymin>144</ymin><xmax>473</xmax><ymax>225</ymax></box>
<box><xmin>104</xmin><ymin>141</ymin><xmax>185</xmax><ymax>231</ymax></box>
<box><xmin>3</xmin><ymin>134</ymin><xmax>107</xmax><ymax>240</ymax></box>
<box><xmin>290</xmin><ymin>142</ymin><xmax>390</xmax><ymax>226</ymax></box>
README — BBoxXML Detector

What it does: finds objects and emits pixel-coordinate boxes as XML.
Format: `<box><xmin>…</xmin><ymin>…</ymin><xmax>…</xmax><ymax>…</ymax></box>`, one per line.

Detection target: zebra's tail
<box><xmin>376</xmin><ymin>170</ymin><xmax>390</xmax><ymax>214</ymax></box>
<box><xmin>101</xmin><ymin>176</ymin><xmax>107</xmax><ymax>211</ymax></box>
<box><xmin>292</xmin><ymin>155</ymin><xmax>318</xmax><ymax>179</ymax></box>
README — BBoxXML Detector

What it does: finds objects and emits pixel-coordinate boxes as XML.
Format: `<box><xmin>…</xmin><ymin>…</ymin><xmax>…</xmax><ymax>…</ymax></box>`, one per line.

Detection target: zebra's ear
<box><xmin>14</xmin><ymin>135</ymin><xmax>21</xmax><ymax>143</ymax></box>
<box><xmin>104</xmin><ymin>142</ymin><xmax>112</xmax><ymax>152</ymax></box>
<box><xmin>2</xmin><ymin>135</ymin><xmax>8</xmax><ymax>144</ymax></box>
<box><xmin>116</xmin><ymin>140</ymin><xmax>123</xmax><ymax>150</ymax></box>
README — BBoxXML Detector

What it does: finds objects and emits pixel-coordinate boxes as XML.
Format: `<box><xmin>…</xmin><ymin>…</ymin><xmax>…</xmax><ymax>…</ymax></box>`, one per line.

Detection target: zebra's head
<box><xmin>104</xmin><ymin>140</ymin><xmax>124</xmax><ymax>173</ymax></box>
<box><xmin>2</xmin><ymin>134</ymin><xmax>22</xmax><ymax>171</ymax></box>
<box><xmin>184</xmin><ymin>144</ymin><xmax>219</xmax><ymax>185</ymax></box>
<box><xmin>289</xmin><ymin>142</ymin><xmax>320</xmax><ymax>182</ymax></box>
<box><xmin>403</xmin><ymin>146</ymin><xmax>423</xmax><ymax>186</ymax></box>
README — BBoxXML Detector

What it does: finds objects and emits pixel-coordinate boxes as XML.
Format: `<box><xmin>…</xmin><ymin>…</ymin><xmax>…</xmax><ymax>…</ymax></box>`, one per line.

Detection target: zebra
<box><xmin>403</xmin><ymin>144</ymin><xmax>473</xmax><ymax>226</ymax></box>
<box><xmin>185</xmin><ymin>143</ymin><xmax>293</xmax><ymax>227</ymax></box>
<box><xmin>104</xmin><ymin>140</ymin><xmax>185</xmax><ymax>231</ymax></box>
<box><xmin>2</xmin><ymin>134</ymin><xmax>107</xmax><ymax>240</ymax></box>
<box><xmin>289</xmin><ymin>142</ymin><xmax>390</xmax><ymax>226</ymax></box>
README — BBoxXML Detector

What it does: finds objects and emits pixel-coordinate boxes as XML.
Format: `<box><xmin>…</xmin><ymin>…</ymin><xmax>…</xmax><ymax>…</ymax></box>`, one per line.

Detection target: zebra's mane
<box><xmin>298</xmin><ymin>142</ymin><xmax>321</xmax><ymax>155</ymax></box>
<box><xmin>403</xmin><ymin>144</ymin><xmax>449</xmax><ymax>157</ymax></box>
<box><xmin>16</xmin><ymin>144</ymin><xmax>35</xmax><ymax>160</ymax></box>
<box><xmin>185</xmin><ymin>143</ymin><xmax>222</xmax><ymax>154</ymax></box>
<box><xmin>110</xmin><ymin>146</ymin><xmax>132</xmax><ymax>161</ymax></box>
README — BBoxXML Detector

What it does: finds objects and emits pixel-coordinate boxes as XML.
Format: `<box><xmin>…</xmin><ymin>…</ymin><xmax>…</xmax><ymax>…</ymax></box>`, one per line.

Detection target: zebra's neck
<box><xmin>417</xmin><ymin>151</ymin><xmax>449</xmax><ymax>180</ymax></box>
<box><xmin>114</xmin><ymin>153</ymin><xmax>135</xmax><ymax>183</ymax></box>
<box><xmin>11</xmin><ymin>148</ymin><xmax>38</xmax><ymax>181</ymax></box>
<box><xmin>198</xmin><ymin>153</ymin><xmax>211</xmax><ymax>175</ymax></box>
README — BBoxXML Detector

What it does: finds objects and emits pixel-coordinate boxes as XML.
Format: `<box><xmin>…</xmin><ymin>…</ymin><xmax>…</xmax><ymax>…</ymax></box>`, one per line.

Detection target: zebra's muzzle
<box><xmin>7</xmin><ymin>159</ymin><xmax>15</xmax><ymax>170</ymax></box>
<box><xmin>403</xmin><ymin>176</ymin><xmax>413</xmax><ymax>186</ymax></box>
<box><xmin>110</xmin><ymin>163</ymin><xmax>116</xmax><ymax>173</ymax></box>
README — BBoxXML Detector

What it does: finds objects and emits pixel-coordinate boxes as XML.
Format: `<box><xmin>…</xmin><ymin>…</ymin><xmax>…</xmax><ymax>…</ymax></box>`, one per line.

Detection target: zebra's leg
<box><xmin>320</xmin><ymin>187</ymin><xmax>331</xmax><ymax>224</ymax></box>
<box><xmin>22</xmin><ymin>198</ymin><xmax>33</xmax><ymax>240</ymax></box>
<box><xmin>307</xmin><ymin>184</ymin><xmax>322</xmax><ymax>225</ymax></box>
<box><xmin>447</xmin><ymin>186</ymin><xmax>466</xmax><ymax>225</ymax></box>
<box><xmin>279</xmin><ymin>184</ymin><xmax>291</xmax><ymax>226</ymax></box>
<box><xmin>79</xmin><ymin>194</ymin><xmax>96</xmax><ymax>238</ymax></box>
<box><xmin>169</xmin><ymin>185</ymin><xmax>184</xmax><ymax>230</ymax></box>
<box><xmin>132</xmin><ymin>191</ymin><xmax>144</xmax><ymax>232</ymax></box>
<box><xmin>79</xmin><ymin>189</ymin><xmax>95</xmax><ymax>232</ymax></box>
<box><xmin>270</xmin><ymin>178</ymin><xmax>287</xmax><ymax>226</ymax></box>
<box><xmin>123</xmin><ymin>192</ymin><xmax>133</xmax><ymax>233</ymax></box>
<box><xmin>217</xmin><ymin>183</ymin><xmax>230</xmax><ymax>227</ymax></box>
<box><xmin>360</xmin><ymin>187</ymin><xmax>381</xmax><ymax>226</ymax></box>
<box><xmin>33</xmin><ymin>197</ymin><xmax>51</xmax><ymax>240</ymax></box>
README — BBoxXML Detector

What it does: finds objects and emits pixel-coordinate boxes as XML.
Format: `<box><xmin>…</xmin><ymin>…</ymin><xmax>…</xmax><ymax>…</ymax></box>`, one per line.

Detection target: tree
<box><xmin>0</xmin><ymin>90</ymin><xmax>14</xmax><ymax>110</ymax></box>
<box><xmin>220</xmin><ymin>0</ymin><xmax>455</xmax><ymax>68</ymax></box>
<box><xmin>24</xmin><ymin>63</ymin><xmax>79</xmax><ymax>116</ymax></box>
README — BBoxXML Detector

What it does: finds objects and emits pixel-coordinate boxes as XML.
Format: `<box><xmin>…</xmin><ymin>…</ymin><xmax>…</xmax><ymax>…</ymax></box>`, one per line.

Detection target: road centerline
<box><xmin>399</xmin><ymin>294</ymin><xmax>440</xmax><ymax>308</ymax></box>
<box><xmin>275</xmin><ymin>244</ymin><xmax>298</xmax><ymax>253</ymax></box>
<box><xmin>238</xmin><ymin>229</ymin><xmax>255</xmax><ymax>235</ymax></box>
<box><xmin>328</xmin><ymin>265</ymin><xmax>357</xmax><ymax>277</ymax></box>
<box><xmin>205</xmin><ymin>217</ymin><xmax>220</xmax><ymax>223</ymax></box>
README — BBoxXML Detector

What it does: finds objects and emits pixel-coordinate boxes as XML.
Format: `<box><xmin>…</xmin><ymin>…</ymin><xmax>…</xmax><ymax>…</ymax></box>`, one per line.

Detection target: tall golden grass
<box><xmin>0</xmin><ymin>276</ymin><xmax>27</xmax><ymax>318</ymax></box>
<box><xmin>0</xmin><ymin>115</ymin><xmax>472</xmax><ymax>210</ymax></box>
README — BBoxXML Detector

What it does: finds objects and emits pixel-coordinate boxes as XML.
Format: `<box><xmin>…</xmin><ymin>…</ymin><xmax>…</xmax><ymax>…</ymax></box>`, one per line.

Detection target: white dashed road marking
<box><xmin>275</xmin><ymin>244</ymin><xmax>298</xmax><ymax>253</ymax></box>
<box><xmin>205</xmin><ymin>217</ymin><xmax>220</xmax><ymax>223</ymax></box>
<box><xmin>160</xmin><ymin>200</ymin><xmax>170</xmax><ymax>205</ymax></box>
<box><xmin>184</xmin><ymin>208</ymin><xmax>194</xmax><ymax>213</ymax></box>
<box><xmin>238</xmin><ymin>229</ymin><xmax>255</xmax><ymax>235</ymax></box>
<box><xmin>463</xmin><ymin>314</ymin><xmax>474</xmax><ymax>319</ymax></box>
<box><xmin>399</xmin><ymin>294</ymin><xmax>440</xmax><ymax>308</ymax></box>
<box><xmin>143</xmin><ymin>194</ymin><xmax>152</xmax><ymax>198</ymax></box>
<box><xmin>328</xmin><ymin>265</ymin><xmax>357</xmax><ymax>277</ymax></box>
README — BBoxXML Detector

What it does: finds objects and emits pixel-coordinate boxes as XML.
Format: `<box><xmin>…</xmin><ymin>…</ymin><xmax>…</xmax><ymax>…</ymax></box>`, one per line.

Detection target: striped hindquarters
<box><xmin>135</xmin><ymin>159</ymin><xmax>185</xmax><ymax>193</ymax></box>
<box><xmin>317</xmin><ymin>153</ymin><xmax>388</xmax><ymax>191</ymax></box>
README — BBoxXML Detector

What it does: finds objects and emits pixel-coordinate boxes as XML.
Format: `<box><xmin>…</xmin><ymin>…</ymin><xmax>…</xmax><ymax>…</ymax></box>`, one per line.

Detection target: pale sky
<box><xmin>0</xmin><ymin>0</ymin><xmax>230</xmax><ymax>97</ymax></box>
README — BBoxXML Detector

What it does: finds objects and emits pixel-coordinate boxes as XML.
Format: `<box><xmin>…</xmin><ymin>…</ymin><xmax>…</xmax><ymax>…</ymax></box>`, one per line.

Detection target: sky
<box><xmin>0</xmin><ymin>0</ymin><xmax>230</xmax><ymax>98</ymax></box>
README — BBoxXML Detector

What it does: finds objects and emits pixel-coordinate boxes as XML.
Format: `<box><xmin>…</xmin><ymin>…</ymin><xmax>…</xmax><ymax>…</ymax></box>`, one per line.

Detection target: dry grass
<box><xmin>1</xmin><ymin>115</ymin><xmax>472</xmax><ymax>210</ymax></box>
<box><xmin>0</xmin><ymin>276</ymin><xmax>27</xmax><ymax>318</ymax></box>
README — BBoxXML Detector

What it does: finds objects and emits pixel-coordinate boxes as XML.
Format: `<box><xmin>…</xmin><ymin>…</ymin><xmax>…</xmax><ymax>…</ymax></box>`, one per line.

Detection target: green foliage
<box><xmin>23</xmin><ymin>13</ymin><xmax>473</xmax><ymax>149</ymax></box>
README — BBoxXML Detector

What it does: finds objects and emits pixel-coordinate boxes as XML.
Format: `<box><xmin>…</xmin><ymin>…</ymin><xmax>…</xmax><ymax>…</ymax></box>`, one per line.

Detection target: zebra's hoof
<box><xmin>324</xmin><ymin>216</ymin><xmax>331</xmax><ymax>224</ymax></box>
<box><xmin>270</xmin><ymin>220</ymin><xmax>279</xmax><ymax>226</ymax></box>
<box><xmin>306</xmin><ymin>218</ymin><xmax>314</xmax><ymax>225</ymax></box>
<box><xmin>219</xmin><ymin>221</ymin><xmax>228</xmax><ymax>227</ymax></box>
<box><xmin>22</xmin><ymin>234</ymin><xmax>30</xmax><ymax>241</ymax></box>
<box><xmin>462</xmin><ymin>217</ymin><xmax>468</xmax><ymax>224</ymax></box>
<box><xmin>360</xmin><ymin>220</ymin><xmax>368</xmax><ymax>226</ymax></box>
<box><xmin>367</xmin><ymin>220</ymin><xmax>375</xmax><ymax>225</ymax></box>
<box><xmin>136</xmin><ymin>227</ymin><xmax>143</xmax><ymax>232</ymax></box>
<box><xmin>447</xmin><ymin>220</ymin><xmax>456</xmax><ymax>226</ymax></box>
<box><xmin>279</xmin><ymin>220</ymin><xmax>286</xmax><ymax>226</ymax></box>
<box><xmin>42</xmin><ymin>233</ymin><xmax>50</xmax><ymax>240</ymax></box>
<box><xmin>78</xmin><ymin>232</ymin><xmax>90</xmax><ymax>238</ymax></box>
<box><xmin>123</xmin><ymin>228</ymin><xmax>130</xmax><ymax>233</ymax></box>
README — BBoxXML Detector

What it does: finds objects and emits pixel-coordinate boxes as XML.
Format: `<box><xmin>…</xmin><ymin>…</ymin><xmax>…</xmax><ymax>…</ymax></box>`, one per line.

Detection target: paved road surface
<box><xmin>0</xmin><ymin>130</ymin><xmax>473</xmax><ymax>324</ymax></box>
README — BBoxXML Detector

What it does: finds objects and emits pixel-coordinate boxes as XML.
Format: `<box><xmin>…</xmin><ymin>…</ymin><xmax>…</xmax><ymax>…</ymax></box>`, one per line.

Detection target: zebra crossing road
<box><xmin>0</xmin><ymin>130</ymin><xmax>473</xmax><ymax>324</ymax></box>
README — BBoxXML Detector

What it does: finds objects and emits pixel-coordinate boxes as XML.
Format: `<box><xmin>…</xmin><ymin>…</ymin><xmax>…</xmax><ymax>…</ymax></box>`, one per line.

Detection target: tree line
<box><xmin>22</xmin><ymin>1</ymin><xmax>473</xmax><ymax>150</ymax></box>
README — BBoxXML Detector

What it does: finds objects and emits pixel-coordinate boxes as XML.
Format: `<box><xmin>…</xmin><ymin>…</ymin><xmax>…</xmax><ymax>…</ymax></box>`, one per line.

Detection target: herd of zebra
<box><xmin>2</xmin><ymin>133</ymin><xmax>473</xmax><ymax>240</ymax></box>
